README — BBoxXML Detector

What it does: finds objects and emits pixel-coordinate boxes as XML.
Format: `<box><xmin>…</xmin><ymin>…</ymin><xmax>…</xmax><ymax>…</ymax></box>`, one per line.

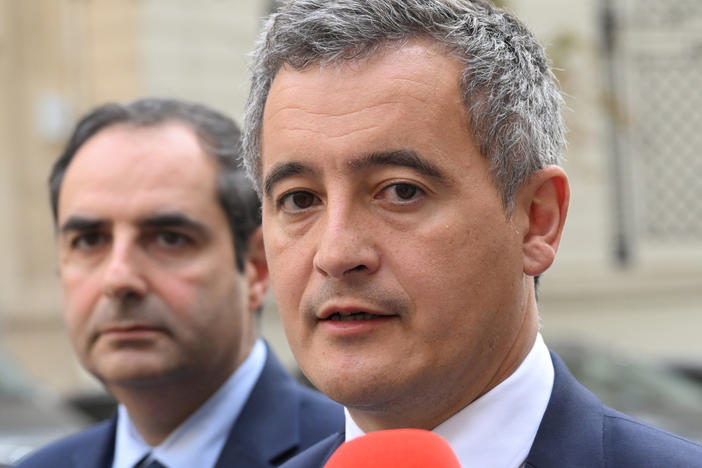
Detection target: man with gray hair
<box><xmin>242</xmin><ymin>1</ymin><xmax>702</xmax><ymax>466</ymax></box>
<box><xmin>16</xmin><ymin>98</ymin><xmax>342</xmax><ymax>468</ymax></box>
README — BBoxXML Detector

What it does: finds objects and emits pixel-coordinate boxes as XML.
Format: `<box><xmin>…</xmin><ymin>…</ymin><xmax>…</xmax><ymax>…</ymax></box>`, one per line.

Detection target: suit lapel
<box><xmin>70</xmin><ymin>416</ymin><xmax>117</xmax><ymax>468</ymax></box>
<box><xmin>525</xmin><ymin>351</ymin><xmax>605</xmax><ymax>468</ymax></box>
<box><xmin>279</xmin><ymin>433</ymin><xmax>344</xmax><ymax>468</ymax></box>
<box><xmin>214</xmin><ymin>345</ymin><xmax>303</xmax><ymax>468</ymax></box>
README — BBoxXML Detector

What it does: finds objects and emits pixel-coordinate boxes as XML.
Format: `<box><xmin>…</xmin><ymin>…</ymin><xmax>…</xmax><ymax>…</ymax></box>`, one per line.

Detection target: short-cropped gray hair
<box><xmin>243</xmin><ymin>0</ymin><xmax>565</xmax><ymax>210</ymax></box>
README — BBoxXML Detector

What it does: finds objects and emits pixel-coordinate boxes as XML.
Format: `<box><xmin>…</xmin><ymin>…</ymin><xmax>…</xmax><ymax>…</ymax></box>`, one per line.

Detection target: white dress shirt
<box><xmin>112</xmin><ymin>339</ymin><xmax>267</xmax><ymax>468</ymax></box>
<box><xmin>345</xmin><ymin>333</ymin><xmax>554</xmax><ymax>468</ymax></box>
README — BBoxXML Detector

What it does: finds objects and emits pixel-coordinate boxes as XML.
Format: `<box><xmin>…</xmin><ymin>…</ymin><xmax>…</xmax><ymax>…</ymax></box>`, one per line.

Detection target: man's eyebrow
<box><xmin>348</xmin><ymin>150</ymin><xmax>449</xmax><ymax>184</ymax></box>
<box><xmin>60</xmin><ymin>213</ymin><xmax>211</xmax><ymax>236</ymax></box>
<box><xmin>262</xmin><ymin>150</ymin><xmax>449</xmax><ymax>197</ymax></box>
<box><xmin>264</xmin><ymin>161</ymin><xmax>319</xmax><ymax>197</ymax></box>
<box><xmin>60</xmin><ymin>216</ymin><xmax>107</xmax><ymax>234</ymax></box>
<box><xmin>140</xmin><ymin>213</ymin><xmax>210</xmax><ymax>236</ymax></box>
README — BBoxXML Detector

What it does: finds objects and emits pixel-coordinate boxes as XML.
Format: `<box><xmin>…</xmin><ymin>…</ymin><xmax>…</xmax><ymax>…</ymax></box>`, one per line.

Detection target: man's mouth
<box><xmin>104</xmin><ymin>325</ymin><xmax>159</xmax><ymax>333</ymax></box>
<box><xmin>98</xmin><ymin>323</ymin><xmax>167</xmax><ymax>340</ymax></box>
<box><xmin>326</xmin><ymin>311</ymin><xmax>380</xmax><ymax>322</ymax></box>
<box><xmin>316</xmin><ymin>303</ymin><xmax>398</xmax><ymax>335</ymax></box>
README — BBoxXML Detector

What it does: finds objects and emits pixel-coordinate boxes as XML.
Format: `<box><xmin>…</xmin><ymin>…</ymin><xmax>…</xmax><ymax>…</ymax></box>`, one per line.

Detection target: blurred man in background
<box><xmin>241</xmin><ymin>1</ymin><xmax>702</xmax><ymax>466</ymax></box>
<box><xmin>17</xmin><ymin>98</ymin><xmax>342</xmax><ymax>468</ymax></box>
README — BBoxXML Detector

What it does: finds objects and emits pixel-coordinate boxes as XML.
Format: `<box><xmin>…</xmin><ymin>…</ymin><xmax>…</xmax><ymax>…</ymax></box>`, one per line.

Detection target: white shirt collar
<box><xmin>112</xmin><ymin>339</ymin><xmax>267</xmax><ymax>468</ymax></box>
<box><xmin>345</xmin><ymin>333</ymin><xmax>554</xmax><ymax>468</ymax></box>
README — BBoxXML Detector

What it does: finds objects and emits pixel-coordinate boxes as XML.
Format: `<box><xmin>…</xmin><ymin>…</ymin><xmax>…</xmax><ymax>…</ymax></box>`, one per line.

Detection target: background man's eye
<box><xmin>82</xmin><ymin>233</ymin><xmax>102</xmax><ymax>245</ymax></box>
<box><xmin>393</xmin><ymin>184</ymin><xmax>418</xmax><ymax>200</ymax></box>
<box><xmin>159</xmin><ymin>232</ymin><xmax>187</xmax><ymax>245</ymax></box>
<box><xmin>74</xmin><ymin>232</ymin><xmax>105</xmax><ymax>248</ymax></box>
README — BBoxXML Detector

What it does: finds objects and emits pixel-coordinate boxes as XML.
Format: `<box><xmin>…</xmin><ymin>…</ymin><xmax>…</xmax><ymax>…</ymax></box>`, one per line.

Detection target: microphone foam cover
<box><xmin>324</xmin><ymin>428</ymin><xmax>461</xmax><ymax>467</ymax></box>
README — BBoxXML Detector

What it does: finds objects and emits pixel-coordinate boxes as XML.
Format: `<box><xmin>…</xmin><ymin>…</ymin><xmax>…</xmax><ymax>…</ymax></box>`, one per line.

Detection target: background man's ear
<box><xmin>519</xmin><ymin>165</ymin><xmax>570</xmax><ymax>277</ymax></box>
<box><xmin>244</xmin><ymin>227</ymin><xmax>270</xmax><ymax>313</ymax></box>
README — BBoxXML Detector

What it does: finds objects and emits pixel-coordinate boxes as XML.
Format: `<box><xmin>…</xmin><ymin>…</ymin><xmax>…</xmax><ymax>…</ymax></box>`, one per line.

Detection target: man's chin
<box><xmin>309</xmin><ymin>367</ymin><xmax>401</xmax><ymax>411</ymax></box>
<box><xmin>90</xmin><ymin>357</ymin><xmax>186</xmax><ymax>390</ymax></box>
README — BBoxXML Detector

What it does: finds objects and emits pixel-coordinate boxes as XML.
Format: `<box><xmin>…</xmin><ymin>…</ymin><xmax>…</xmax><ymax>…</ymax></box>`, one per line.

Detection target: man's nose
<box><xmin>102</xmin><ymin>238</ymin><xmax>148</xmax><ymax>299</ymax></box>
<box><xmin>313</xmin><ymin>205</ymin><xmax>380</xmax><ymax>279</ymax></box>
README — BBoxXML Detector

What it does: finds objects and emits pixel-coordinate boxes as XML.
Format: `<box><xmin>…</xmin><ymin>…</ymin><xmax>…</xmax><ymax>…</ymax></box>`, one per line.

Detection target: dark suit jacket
<box><xmin>15</xmin><ymin>346</ymin><xmax>343</xmax><ymax>468</ymax></box>
<box><xmin>279</xmin><ymin>351</ymin><xmax>702</xmax><ymax>468</ymax></box>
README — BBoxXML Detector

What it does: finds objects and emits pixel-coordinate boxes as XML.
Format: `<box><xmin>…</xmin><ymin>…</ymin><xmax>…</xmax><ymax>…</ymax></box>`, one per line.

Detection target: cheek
<box><xmin>153</xmin><ymin>270</ymin><xmax>224</xmax><ymax>329</ymax></box>
<box><xmin>155</xmin><ymin>276</ymin><xmax>197</xmax><ymax>312</ymax></box>
<box><xmin>395</xmin><ymin>216</ymin><xmax>518</xmax><ymax>309</ymax></box>
<box><xmin>60</xmin><ymin>274</ymin><xmax>103</xmax><ymax>358</ymax></box>
<box><xmin>162</xmin><ymin>263</ymin><xmax>249</xmax><ymax>328</ymax></box>
<box><xmin>264</xmin><ymin>229</ymin><xmax>308</xmax><ymax>310</ymax></box>
<box><xmin>390</xmin><ymin>224</ymin><xmax>475</xmax><ymax>285</ymax></box>
<box><xmin>268</xmin><ymin>258</ymin><xmax>305</xmax><ymax>325</ymax></box>
<box><xmin>264</xmin><ymin>244</ymin><xmax>312</xmax><ymax>349</ymax></box>
<box><xmin>61</xmin><ymin>270</ymin><xmax>100</xmax><ymax>327</ymax></box>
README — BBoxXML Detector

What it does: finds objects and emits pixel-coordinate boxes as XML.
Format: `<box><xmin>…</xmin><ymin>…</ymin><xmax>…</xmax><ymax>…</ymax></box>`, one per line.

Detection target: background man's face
<box><xmin>260</xmin><ymin>40</ymin><xmax>533</xmax><ymax>430</ymax></box>
<box><xmin>57</xmin><ymin>122</ymin><xmax>256</xmax><ymax>391</ymax></box>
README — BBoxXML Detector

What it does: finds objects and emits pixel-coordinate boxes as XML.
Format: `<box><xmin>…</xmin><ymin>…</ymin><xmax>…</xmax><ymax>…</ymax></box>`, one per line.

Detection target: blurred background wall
<box><xmin>0</xmin><ymin>0</ymin><xmax>700</xmax><ymax>400</ymax></box>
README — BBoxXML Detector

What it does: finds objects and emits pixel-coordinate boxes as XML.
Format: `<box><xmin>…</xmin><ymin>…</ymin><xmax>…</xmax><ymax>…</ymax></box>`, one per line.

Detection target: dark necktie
<box><xmin>133</xmin><ymin>453</ymin><xmax>168</xmax><ymax>468</ymax></box>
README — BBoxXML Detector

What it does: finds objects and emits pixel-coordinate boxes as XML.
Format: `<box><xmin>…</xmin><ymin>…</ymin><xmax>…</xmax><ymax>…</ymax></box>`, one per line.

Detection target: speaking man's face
<box><xmin>260</xmin><ymin>39</ymin><xmax>534</xmax><ymax>430</ymax></box>
<box><xmin>57</xmin><ymin>122</ymin><xmax>261</xmax><ymax>394</ymax></box>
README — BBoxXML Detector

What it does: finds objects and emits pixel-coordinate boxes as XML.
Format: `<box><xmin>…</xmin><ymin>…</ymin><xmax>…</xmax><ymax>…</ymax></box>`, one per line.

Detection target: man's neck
<box><xmin>113</xmin><ymin>378</ymin><xmax>222</xmax><ymax>445</ymax></box>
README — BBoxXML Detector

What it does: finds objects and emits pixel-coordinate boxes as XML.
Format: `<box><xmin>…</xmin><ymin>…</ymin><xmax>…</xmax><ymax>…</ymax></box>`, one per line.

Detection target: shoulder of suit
<box><xmin>602</xmin><ymin>407</ymin><xmax>702</xmax><ymax>466</ymax></box>
<box><xmin>13</xmin><ymin>419</ymin><xmax>114</xmax><ymax>467</ymax></box>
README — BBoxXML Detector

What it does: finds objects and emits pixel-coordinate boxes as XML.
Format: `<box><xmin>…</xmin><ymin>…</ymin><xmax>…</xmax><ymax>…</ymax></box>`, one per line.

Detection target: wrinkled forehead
<box><xmin>263</xmin><ymin>38</ymin><xmax>466</xmax><ymax>136</ymax></box>
<box><xmin>259</xmin><ymin>40</ymin><xmax>480</xmax><ymax>197</ymax></box>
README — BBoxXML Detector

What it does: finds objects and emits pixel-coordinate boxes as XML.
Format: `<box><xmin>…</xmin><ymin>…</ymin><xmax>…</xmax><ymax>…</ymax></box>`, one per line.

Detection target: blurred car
<box><xmin>552</xmin><ymin>340</ymin><xmax>702</xmax><ymax>443</ymax></box>
<box><xmin>0</xmin><ymin>352</ymin><xmax>91</xmax><ymax>466</ymax></box>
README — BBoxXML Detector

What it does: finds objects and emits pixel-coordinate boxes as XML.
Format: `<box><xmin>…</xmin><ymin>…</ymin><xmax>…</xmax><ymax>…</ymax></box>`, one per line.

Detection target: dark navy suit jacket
<box><xmin>15</xmin><ymin>347</ymin><xmax>343</xmax><ymax>468</ymax></box>
<box><xmin>279</xmin><ymin>352</ymin><xmax>702</xmax><ymax>468</ymax></box>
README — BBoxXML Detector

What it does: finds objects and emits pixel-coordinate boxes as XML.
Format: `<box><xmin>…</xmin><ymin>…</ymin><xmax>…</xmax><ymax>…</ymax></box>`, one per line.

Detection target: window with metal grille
<box><xmin>604</xmin><ymin>0</ymin><xmax>702</xmax><ymax>262</ymax></box>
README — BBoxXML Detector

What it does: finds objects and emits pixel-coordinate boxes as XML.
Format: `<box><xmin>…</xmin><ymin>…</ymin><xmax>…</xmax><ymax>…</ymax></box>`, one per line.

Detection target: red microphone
<box><xmin>324</xmin><ymin>429</ymin><xmax>461</xmax><ymax>467</ymax></box>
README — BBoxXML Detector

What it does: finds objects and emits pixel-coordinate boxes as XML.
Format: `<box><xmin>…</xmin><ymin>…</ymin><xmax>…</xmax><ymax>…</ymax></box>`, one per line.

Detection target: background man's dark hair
<box><xmin>49</xmin><ymin>97</ymin><xmax>259</xmax><ymax>272</ymax></box>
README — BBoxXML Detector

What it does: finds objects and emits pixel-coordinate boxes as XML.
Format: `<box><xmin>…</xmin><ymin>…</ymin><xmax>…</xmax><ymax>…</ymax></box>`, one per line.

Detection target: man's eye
<box><xmin>72</xmin><ymin>232</ymin><xmax>107</xmax><ymax>249</ymax></box>
<box><xmin>156</xmin><ymin>231</ymin><xmax>191</xmax><ymax>247</ymax></box>
<box><xmin>379</xmin><ymin>183</ymin><xmax>425</xmax><ymax>203</ymax></box>
<box><xmin>393</xmin><ymin>183</ymin><xmax>419</xmax><ymax>200</ymax></box>
<box><xmin>279</xmin><ymin>191</ymin><xmax>320</xmax><ymax>212</ymax></box>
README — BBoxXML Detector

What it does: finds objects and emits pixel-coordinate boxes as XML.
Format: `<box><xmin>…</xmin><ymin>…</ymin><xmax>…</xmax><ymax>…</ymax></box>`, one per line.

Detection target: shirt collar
<box><xmin>345</xmin><ymin>333</ymin><xmax>554</xmax><ymax>468</ymax></box>
<box><xmin>112</xmin><ymin>339</ymin><xmax>267</xmax><ymax>468</ymax></box>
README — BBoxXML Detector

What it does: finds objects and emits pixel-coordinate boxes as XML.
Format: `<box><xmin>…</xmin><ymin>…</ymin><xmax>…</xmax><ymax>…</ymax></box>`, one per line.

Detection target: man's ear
<box><xmin>244</xmin><ymin>227</ymin><xmax>270</xmax><ymax>313</ymax></box>
<box><xmin>518</xmin><ymin>165</ymin><xmax>570</xmax><ymax>277</ymax></box>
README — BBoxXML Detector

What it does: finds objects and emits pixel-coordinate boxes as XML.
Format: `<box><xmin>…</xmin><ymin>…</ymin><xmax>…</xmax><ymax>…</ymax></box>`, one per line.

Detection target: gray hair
<box><xmin>242</xmin><ymin>0</ymin><xmax>565</xmax><ymax>210</ymax></box>
<box><xmin>50</xmin><ymin>98</ymin><xmax>260</xmax><ymax>272</ymax></box>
